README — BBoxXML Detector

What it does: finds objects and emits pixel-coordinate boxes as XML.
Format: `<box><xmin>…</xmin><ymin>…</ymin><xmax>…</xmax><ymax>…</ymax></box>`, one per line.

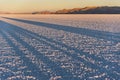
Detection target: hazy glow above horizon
<box><xmin>0</xmin><ymin>0</ymin><xmax>120</xmax><ymax>13</ymax></box>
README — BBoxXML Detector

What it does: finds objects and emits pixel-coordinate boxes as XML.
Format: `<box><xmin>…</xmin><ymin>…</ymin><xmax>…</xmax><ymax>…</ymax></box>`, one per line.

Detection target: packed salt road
<box><xmin>0</xmin><ymin>15</ymin><xmax>120</xmax><ymax>80</ymax></box>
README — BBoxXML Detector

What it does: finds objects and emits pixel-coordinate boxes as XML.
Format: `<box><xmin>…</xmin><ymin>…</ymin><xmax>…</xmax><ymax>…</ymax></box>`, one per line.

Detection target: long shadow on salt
<box><xmin>3</xmin><ymin>17</ymin><xmax>120</xmax><ymax>43</ymax></box>
<box><xmin>0</xmin><ymin>29</ymin><xmax>49</xmax><ymax>80</ymax></box>
<box><xmin>0</xmin><ymin>21</ymin><xmax>78</xmax><ymax>80</ymax></box>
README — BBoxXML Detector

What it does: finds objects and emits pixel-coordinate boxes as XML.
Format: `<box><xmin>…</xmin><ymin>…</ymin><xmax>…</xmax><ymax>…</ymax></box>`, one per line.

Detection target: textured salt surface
<box><xmin>0</xmin><ymin>15</ymin><xmax>120</xmax><ymax>80</ymax></box>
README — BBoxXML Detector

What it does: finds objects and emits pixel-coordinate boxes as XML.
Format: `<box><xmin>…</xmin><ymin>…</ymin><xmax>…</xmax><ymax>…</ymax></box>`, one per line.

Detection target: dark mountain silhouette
<box><xmin>32</xmin><ymin>11</ymin><xmax>53</xmax><ymax>14</ymax></box>
<box><xmin>33</xmin><ymin>6</ymin><xmax>120</xmax><ymax>14</ymax></box>
<box><xmin>54</xmin><ymin>6</ymin><xmax>120</xmax><ymax>14</ymax></box>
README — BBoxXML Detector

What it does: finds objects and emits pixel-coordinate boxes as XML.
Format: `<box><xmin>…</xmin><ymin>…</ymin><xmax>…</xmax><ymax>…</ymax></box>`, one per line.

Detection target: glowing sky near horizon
<box><xmin>0</xmin><ymin>0</ymin><xmax>120</xmax><ymax>13</ymax></box>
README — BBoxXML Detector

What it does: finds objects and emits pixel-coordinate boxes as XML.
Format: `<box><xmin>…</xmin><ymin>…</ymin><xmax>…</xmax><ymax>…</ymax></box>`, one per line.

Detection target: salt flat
<box><xmin>0</xmin><ymin>14</ymin><xmax>120</xmax><ymax>80</ymax></box>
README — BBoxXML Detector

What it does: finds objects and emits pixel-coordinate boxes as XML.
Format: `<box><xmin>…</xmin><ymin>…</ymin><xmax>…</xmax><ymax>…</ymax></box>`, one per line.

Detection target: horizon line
<box><xmin>0</xmin><ymin>6</ymin><xmax>120</xmax><ymax>14</ymax></box>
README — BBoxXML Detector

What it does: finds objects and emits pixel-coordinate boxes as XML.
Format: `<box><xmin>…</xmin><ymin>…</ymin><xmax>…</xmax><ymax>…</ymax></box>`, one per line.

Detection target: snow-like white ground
<box><xmin>0</xmin><ymin>14</ymin><xmax>120</xmax><ymax>80</ymax></box>
<box><xmin>1</xmin><ymin>14</ymin><xmax>120</xmax><ymax>33</ymax></box>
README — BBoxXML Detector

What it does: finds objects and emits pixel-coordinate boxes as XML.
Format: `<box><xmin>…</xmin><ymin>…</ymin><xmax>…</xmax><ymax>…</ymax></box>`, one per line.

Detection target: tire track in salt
<box><xmin>0</xmin><ymin>28</ymin><xmax>49</xmax><ymax>80</ymax></box>
<box><xmin>2</xmin><ymin>22</ymin><xmax>78</xmax><ymax>80</ymax></box>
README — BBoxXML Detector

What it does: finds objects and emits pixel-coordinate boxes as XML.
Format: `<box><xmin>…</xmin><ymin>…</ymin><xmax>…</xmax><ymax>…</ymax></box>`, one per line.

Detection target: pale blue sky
<box><xmin>0</xmin><ymin>0</ymin><xmax>120</xmax><ymax>13</ymax></box>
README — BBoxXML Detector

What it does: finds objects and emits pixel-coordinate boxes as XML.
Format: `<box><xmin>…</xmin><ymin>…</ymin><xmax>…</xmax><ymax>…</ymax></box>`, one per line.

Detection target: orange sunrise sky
<box><xmin>0</xmin><ymin>0</ymin><xmax>120</xmax><ymax>13</ymax></box>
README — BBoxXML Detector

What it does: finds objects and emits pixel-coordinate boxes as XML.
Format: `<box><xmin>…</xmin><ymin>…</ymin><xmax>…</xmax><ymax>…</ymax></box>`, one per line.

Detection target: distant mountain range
<box><xmin>55</xmin><ymin>6</ymin><xmax>120</xmax><ymax>14</ymax></box>
<box><xmin>32</xmin><ymin>6</ymin><xmax>120</xmax><ymax>14</ymax></box>
<box><xmin>1</xmin><ymin>6</ymin><xmax>120</xmax><ymax>14</ymax></box>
